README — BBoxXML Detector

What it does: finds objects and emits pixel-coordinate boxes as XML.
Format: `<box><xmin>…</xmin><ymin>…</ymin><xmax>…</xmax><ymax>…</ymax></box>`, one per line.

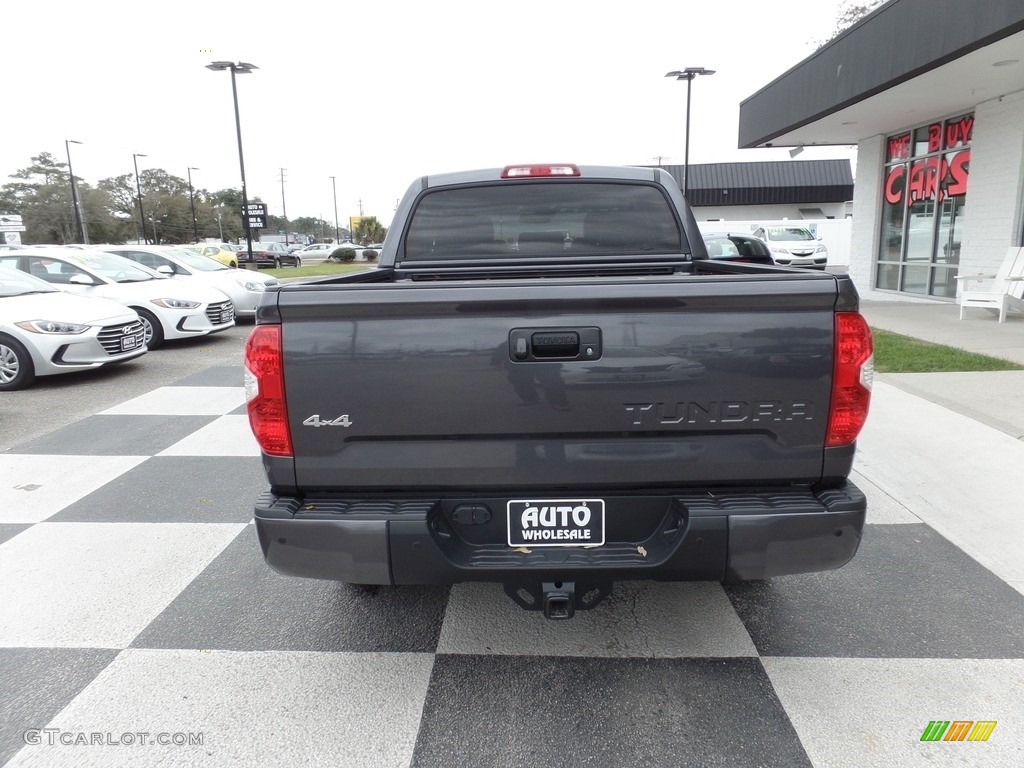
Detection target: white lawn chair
<box><xmin>956</xmin><ymin>246</ymin><xmax>1024</xmax><ymax>322</ymax></box>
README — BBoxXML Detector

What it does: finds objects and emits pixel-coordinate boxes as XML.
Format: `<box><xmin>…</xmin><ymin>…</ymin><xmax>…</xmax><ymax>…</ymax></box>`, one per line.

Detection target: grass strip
<box><xmin>872</xmin><ymin>329</ymin><xmax>1023</xmax><ymax>373</ymax></box>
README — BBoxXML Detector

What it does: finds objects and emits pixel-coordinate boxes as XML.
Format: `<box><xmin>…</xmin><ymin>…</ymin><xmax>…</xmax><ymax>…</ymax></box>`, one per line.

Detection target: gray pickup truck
<box><xmin>244</xmin><ymin>163</ymin><xmax>873</xmax><ymax>619</ymax></box>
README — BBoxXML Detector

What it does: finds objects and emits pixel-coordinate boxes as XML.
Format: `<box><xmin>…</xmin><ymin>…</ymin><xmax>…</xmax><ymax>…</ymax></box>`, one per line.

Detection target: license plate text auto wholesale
<box><xmin>121</xmin><ymin>336</ymin><xmax>137</xmax><ymax>351</ymax></box>
<box><xmin>507</xmin><ymin>499</ymin><xmax>605</xmax><ymax>547</ymax></box>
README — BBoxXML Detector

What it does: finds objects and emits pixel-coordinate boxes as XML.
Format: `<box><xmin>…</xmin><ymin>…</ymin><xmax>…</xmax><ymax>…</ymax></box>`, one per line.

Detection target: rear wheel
<box><xmin>294</xmin><ymin>257</ymin><xmax>301</xmax><ymax>267</ymax></box>
<box><xmin>274</xmin><ymin>257</ymin><xmax>282</xmax><ymax>269</ymax></box>
<box><xmin>230</xmin><ymin>260</ymin><xmax>238</xmax><ymax>269</ymax></box>
<box><xmin>0</xmin><ymin>335</ymin><xmax>36</xmax><ymax>391</ymax></box>
<box><xmin>135</xmin><ymin>308</ymin><xmax>165</xmax><ymax>350</ymax></box>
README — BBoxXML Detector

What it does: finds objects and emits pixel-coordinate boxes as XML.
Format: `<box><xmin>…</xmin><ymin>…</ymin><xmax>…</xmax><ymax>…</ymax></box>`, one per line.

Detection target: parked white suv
<box><xmin>751</xmin><ymin>225</ymin><xmax>828</xmax><ymax>269</ymax></box>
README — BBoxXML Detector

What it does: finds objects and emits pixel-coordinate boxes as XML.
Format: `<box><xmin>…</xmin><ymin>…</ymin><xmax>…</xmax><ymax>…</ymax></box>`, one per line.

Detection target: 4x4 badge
<box><xmin>302</xmin><ymin>414</ymin><xmax>352</xmax><ymax>428</ymax></box>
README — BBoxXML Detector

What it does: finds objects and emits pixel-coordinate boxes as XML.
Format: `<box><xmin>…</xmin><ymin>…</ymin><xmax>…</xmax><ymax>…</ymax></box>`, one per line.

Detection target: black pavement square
<box><xmin>0</xmin><ymin>648</ymin><xmax>119</xmax><ymax>765</ymax></box>
<box><xmin>169</xmin><ymin>365</ymin><xmax>243</xmax><ymax>388</ymax></box>
<box><xmin>725</xmin><ymin>523</ymin><xmax>1024</xmax><ymax>658</ymax></box>
<box><xmin>49</xmin><ymin>456</ymin><xmax>265</xmax><ymax>524</ymax></box>
<box><xmin>412</xmin><ymin>655</ymin><xmax>811</xmax><ymax>768</ymax></box>
<box><xmin>131</xmin><ymin>527</ymin><xmax>450</xmax><ymax>653</ymax></box>
<box><xmin>7</xmin><ymin>415</ymin><xmax>218</xmax><ymax>456</ymax></box>
<box><xmin>0</xmin><ymin>524</ymin><xmax>30</xmax><ymax>547</ymax></box>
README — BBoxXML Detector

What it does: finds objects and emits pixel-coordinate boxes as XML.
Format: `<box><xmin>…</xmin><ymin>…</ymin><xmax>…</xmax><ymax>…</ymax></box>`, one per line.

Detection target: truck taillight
<box><xmin>244</xmin><ymin>324</ymin><xmax>292</xmax><ymax>457</ymax></box>
<box><xmin>826</xmin><ymin>311</ymin><xmax>873</xmax><ymax>447</ymax></box>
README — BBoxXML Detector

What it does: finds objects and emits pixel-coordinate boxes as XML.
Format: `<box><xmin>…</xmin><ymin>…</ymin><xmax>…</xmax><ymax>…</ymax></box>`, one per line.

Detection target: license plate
<box><xmin>121</xmin><ymin>336</ymin><xmax>137</xmax><ymax>351</ymax></box>
<box><xmin>507</xmin><ymin>499</ymin><xmax>605</xmax><ymax>547</ymax></box>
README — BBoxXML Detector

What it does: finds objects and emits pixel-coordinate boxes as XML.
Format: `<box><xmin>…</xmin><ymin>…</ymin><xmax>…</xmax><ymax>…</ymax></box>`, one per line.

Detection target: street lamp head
<box><xmin>666</xmin><ymin>67</ymin><xmax>716</xmax><ymax>80</ymax></box>
<box><xmin>66</xmin><ymin>139</ymin><xmax>83</xmax><ymax>146</ymax></box>
<box><xmin>206</xmin><ymin>60</ymin><xmax>258</xmax><ymax>74</ymax></box>
<box><xmin>133</xmin><ymin>152</ymin><xmax>147</xmax><ymax>159</ymax></box>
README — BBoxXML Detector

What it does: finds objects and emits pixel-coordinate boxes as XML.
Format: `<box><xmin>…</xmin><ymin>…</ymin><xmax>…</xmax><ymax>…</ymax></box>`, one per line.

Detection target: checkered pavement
<box><xmin>1</xmin><ymin>367</ymin><xmax>1022</xmax><ymax>767</ymax></box>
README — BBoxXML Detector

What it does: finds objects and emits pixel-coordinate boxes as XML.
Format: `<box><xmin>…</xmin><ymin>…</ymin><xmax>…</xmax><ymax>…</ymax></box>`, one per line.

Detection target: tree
<box><xmin>291</xmin><ymin>216</ymin><xmax>333</xmax><ymax>243</ymax></box>
<box><xmin>1</xmin><ymin>153</ymin><xmax>77</xmax><ymax>244</ymax></box>
<box><xmin>825</xmin><ymin>0</ymin><xmax>886</xmax><ymax>42</ymax></box>
<box><xmin>1</xmin><ymin>150</ymin><xmax>366</xmax><ymax>247</ymax></box>
<box><xmin>352</xmin><ymin>215</ymin><xmax>387</xmax><ymax>245</ymax></box>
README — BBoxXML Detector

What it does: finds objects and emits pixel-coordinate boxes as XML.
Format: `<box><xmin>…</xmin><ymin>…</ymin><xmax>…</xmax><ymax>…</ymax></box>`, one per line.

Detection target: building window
<box><xmin>876</xmin><ymin>114</ymin><xmax>972</xmax><ymax>298</ymax></box>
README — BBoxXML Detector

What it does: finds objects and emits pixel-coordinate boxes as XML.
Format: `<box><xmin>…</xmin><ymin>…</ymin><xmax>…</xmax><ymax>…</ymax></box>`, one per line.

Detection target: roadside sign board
<box><xmin>0</xmin><ymin>214</ymin><xmax>26</xmax><ymax>232</ymax></box>
<box><xmin>243</xmin><ymin>204</ymin><xmax>267</xmax><ymax>230</ymax></box>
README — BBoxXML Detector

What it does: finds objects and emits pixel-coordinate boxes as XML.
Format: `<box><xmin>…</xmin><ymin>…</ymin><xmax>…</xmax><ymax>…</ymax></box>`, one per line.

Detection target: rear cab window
<box><xmin>401</xmin><ymin>182</ymin><xmax>686</xmax><ymax>262</ymax></box>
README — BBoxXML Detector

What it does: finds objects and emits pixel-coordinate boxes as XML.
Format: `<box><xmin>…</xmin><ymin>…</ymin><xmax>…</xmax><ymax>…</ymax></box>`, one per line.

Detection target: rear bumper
<box><xmin>254</xmin><ymin>482</ymin><xmax>866</xmax><ymax>585</ymax></box>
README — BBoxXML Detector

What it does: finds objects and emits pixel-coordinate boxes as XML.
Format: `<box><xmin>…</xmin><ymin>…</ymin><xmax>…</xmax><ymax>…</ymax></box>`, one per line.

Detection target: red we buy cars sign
<box><xmin>885</xmin><ymin>115</ymin><xmax>973</xmax><ymax>206</ymax></box>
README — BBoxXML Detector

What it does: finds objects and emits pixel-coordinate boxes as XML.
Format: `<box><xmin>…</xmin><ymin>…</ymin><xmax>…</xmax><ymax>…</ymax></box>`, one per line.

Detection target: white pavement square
<box><xmin>158</xmin><ymin>416</ymin><xmax>260</xmax><ymax>457</ymax></box>
<box><xmin>8</xmin><ymin>649</ymin><xmax>434</xmax><ymax>768</ymax></box>
<box><xmin>856</xmin><ymin>382</ymin><xmax>1024</xmax><ymax>589</ymax></box>
<box><xmin>764</xmin><ymin>657</ymin><xmax>1024</xmax><ymax>768</ymax></box>
<box><xmin>436</xmin><ymin>581</ymin><xmax>758</xmax><ymax>658</ymax></box>
<box><xmin>0</xmin><ymin>455</ymin><xmax>148</xmax><ymax>524</ymax></box>
<box><xmin>99</xmin><ymin>387</ymin><xmax>245</xmax><ymax>417</ymax></box>
<box><xmin>0</xmin><ymin>523</ymin><xmax>244</xmax><ymax>648</ymax></box>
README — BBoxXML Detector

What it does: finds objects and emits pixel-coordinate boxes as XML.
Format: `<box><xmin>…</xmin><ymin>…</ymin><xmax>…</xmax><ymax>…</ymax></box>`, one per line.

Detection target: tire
<box><xmin>135</xmin><ymin>308</ymin><xmax>165</xmax><ymax>350</ymax></box>
<box><xmin>294</xmin><ymin>257</ymin><xmax>301</xmax><ymax>267</ymax></box>
<box><xmin>230</xmin><ymin>261</ymin><xmax>238</xmax><ymax>269</ymax></box>
<box><xmin>0</xmin><ymin>335</ymin><xmax>36</xmax><ymax>391</ymax></box>
<box><xmin>274</xmin><ymin>257</ymin><xmax>282</xmax><ymax>269</ymax></box>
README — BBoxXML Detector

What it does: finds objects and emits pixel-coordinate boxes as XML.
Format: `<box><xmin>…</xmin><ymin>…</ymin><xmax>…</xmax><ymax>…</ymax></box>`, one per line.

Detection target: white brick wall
<box><xmin>851</xmin><ymin>136</ymin><xmax>885</xmax><ymax>298</ymax></box>
<box><xmin>849</xmin><ymin>92</ymin><xmax>1024</xmax><ymax>302</ymax></box>
<box><xmin>958</xmin><ymin>91</ymin><xmax>1024</xmax><ymax>277</ymax></box>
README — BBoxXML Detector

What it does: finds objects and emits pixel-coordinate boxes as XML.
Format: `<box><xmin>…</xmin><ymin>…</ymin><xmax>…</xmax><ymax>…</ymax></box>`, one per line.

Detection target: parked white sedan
<box><xmin>0</xmin><ymin>249</ymin><xmax>235</xmax><ymax>349</ymax></box>
<box><xmin>102</xmin><ymin>245</ymin><xmax>279</xmax><ymax>319</ymax></box>
<box><xmin>0</xmin><ymin>265</ymin><xmax>146</xmax><ymax>391</ymax></box>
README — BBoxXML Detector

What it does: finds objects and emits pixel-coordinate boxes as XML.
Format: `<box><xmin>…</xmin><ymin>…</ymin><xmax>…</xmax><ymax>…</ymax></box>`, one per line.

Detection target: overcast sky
<box><xmin>3</xmin><ymin>0</ymin><xmax>855</xmax><ymax>228</ymax></box>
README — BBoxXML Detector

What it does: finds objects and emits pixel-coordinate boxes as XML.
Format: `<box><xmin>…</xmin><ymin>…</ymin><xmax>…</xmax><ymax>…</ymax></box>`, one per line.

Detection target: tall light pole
<box><xmin>279</xmin><ymin>167</ymin><xmax>289</xmax><ymax>245</ymax></box>
<box><xmin>330</xmin><ymin>176</ymin><xmax>340</xmax><ymax>243</ymax></box>
<box><xmin>187</xmin><ymin>166</ymin><xmax>200</xmax><ymax>242</ymax></box>
<box><xmin>132</xmin><ymin>153</ymin><xmax>148</xmax><ymax>244</ymax></box>
<box><xmin>65</xmin><ymin>139</ymin><xmax>87</xmax><ymax>245</ymax></box>
<box><xmin>206</xmin><ymin>60</ymin><xmax>258</xmax><ymax>265</ymax></box>
<box><xmin>665</xmin><ymin>67</ymin><xmax>715</xmax><ymax>198</ymax></box>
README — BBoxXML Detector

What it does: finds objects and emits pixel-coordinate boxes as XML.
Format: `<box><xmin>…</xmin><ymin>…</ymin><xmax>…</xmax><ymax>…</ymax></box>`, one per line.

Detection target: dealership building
<box><xmin>738</xmin><ymin>0</ymin><xmax>1024</xmax><ymax>302</ymax></box>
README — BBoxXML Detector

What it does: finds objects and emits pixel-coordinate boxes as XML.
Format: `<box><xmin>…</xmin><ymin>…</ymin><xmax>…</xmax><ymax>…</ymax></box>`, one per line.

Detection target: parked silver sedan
<box><xmin>0</xmin><ymin>265</ymin><xmax>146</xmax><ymax>391</ymax></box>
<box><xmin>0</xmin><ymin>249</ymin><xmax>235</xmax><ymax>349</ymax></box>
<box><xmin>102</xmin><ymin>245</ymin><xmax>279</xmax><ymax>319</ymax></box>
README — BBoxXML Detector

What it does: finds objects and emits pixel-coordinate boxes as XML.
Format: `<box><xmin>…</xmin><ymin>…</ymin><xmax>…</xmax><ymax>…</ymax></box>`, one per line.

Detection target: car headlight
<box><xmin>151</xmin><ymin>298</ymin><xmax>201</xmax><ymax>309</ymax></box>
<box><xmin>14</xmin><ymin>319</ymin><xmax>90</xmax><ymax>334</ymax></box>
<box><xmin>235</xmin><ymin>279</ymin><xmax>266</xmax><ymax>292</ymax></box>
<box><xmin>814</xmin><ymin>245</ymin><xmax>827</xmax><ymax>253</ymax></box>
<box><xmin>775</xmin><ymin>247</ymin><xmax>790</xmax><ymax>254</ymax></box>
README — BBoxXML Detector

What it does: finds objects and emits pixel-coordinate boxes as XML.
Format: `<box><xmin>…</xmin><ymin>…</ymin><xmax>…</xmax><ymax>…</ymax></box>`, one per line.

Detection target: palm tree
<box><xmin>353</xmin><ymin>216</ymin><xmax>387</xmax><ymax>245</ymax></box>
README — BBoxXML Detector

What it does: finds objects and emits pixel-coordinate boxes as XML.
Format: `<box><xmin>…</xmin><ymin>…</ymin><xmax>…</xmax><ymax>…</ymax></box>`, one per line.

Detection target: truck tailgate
<box><xmin>276</xmin><ymin>274</ymin><xmax>840</xmax><ymax>491</ymax></box>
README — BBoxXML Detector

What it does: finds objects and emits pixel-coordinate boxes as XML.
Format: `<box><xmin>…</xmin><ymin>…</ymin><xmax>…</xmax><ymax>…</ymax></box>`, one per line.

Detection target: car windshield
<box><xmin>67</xmin><ymin>252</ymin><xmax>163</xmax><ymax>282</ymax></box>
<box><xmin>403</xmin><ymin>182</ymin><xmax>683</xmax><ymax>261</ymax></box>
<box><xmin>0</xmin><ymin>265</ymin><xmax>60</xmax><ymax>296</ymax></box>
<box><xmin>766</xmin><ymin>227</ymin><xmax>815</xmax><ymax>241</ymax></box>
<box><xmin>164</xmin><ymin>248</ymin><xmax>227</xmax><ymax>272</ymax></box>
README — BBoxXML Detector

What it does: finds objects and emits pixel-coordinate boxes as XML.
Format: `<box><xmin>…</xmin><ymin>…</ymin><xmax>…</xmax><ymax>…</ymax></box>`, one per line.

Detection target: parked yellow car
<box><xmin>184</xmin><ymin>244</ymin><xmax>239</xmax><ymax>269</ymax></box>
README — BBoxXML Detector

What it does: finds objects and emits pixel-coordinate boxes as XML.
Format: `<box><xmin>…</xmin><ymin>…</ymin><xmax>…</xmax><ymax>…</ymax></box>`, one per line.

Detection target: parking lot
<box><xmin>1</xmin><ymin>315</ymin><xmax>1023</xmax><ymax>767</ymax></box>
